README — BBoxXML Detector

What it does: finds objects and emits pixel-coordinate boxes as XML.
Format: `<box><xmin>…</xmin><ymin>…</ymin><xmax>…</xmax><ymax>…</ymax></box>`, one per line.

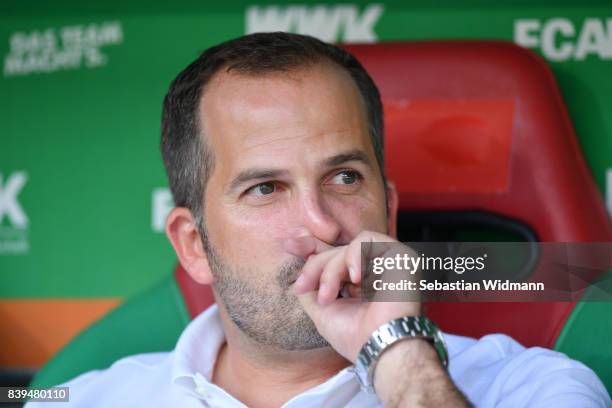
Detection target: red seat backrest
<box><xmin>175</xmin><ymin>41</ymin><xmax>611</xmax><ymax>348</ymax></box>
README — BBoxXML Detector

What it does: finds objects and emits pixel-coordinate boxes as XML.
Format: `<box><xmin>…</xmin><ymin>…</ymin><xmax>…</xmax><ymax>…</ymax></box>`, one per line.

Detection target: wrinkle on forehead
<box><xmin>238</xmin><ymin>127</ymin><xmax>359</xmax><ymax>153</ymax></box>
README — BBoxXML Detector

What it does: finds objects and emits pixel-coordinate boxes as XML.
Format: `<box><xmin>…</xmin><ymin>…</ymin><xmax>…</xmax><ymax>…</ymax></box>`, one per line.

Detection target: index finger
<box><xmin>345</xmin><ymin>231</ymin><xmax>398</xmax><ymax>283</ymax></box>
<box><xmin>283</xmin><ymin>236</ymin><xmax>335</xmax><ymax>258</ymax></box>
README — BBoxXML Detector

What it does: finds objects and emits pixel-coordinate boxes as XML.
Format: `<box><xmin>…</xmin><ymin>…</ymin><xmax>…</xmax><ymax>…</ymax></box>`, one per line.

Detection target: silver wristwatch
<box><xmin>353</xmin><ymin>316</ymin><xmax>448</xmax><ymax>394</ymax></box>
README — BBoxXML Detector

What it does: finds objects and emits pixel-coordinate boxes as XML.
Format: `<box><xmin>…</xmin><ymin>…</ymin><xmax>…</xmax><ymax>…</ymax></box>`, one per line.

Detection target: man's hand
<box><xmin>285</xmin><ymin>230</ymin><xmax>420</xmax><ymax>363</ymax></box>
<box><xmin>286</xmin><ymin>231</ymin><xmax>472</xmax><ymax>407</ymax></box>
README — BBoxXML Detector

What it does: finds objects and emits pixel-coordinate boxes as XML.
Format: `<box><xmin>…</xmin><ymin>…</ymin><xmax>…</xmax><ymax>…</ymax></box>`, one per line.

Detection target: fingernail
<box><xmin>348</xmin><ymin>266</ymin><xmax>356</xmax><ymax>281</ymax></box>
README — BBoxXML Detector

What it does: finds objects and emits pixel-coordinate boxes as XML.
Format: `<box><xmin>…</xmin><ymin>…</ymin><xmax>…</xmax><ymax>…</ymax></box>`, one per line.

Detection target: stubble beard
<box><xmin>200</xmin><ymin>226</ymin><xmax>329</xmax><ymax>351</ymax></box>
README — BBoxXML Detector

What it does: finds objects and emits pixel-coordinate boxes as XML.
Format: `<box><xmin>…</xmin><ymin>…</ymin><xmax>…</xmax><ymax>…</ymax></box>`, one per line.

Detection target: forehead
<box><xmin>199</xmin><ymin>62</ymin><xmax>373</xmax><ymax>178</ymax></box>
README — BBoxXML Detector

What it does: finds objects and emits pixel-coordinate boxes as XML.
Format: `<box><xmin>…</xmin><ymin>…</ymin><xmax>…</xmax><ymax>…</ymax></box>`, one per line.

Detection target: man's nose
<box><xmin>297</xmin><ymin>191</ymin><xmax>342</xmax><ymax>247</ymax></box>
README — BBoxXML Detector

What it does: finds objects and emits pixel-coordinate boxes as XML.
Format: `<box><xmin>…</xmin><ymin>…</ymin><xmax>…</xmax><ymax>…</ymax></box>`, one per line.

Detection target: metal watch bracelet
<box><xmin>353</xmin><ymin>316</ymin><xmax>448</xmax><ymax>394</ymax></box>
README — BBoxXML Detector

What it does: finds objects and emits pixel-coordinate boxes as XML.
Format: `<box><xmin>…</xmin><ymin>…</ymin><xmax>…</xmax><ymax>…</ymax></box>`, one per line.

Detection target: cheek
<box><xmin>205</xmin><ymin>204</ymin><xmax>292</xmax><ymax>265</ymax></box>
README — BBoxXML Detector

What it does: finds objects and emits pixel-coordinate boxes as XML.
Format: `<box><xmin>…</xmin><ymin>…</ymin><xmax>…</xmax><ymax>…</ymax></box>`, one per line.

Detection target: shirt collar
<box><xmin>171</xmin><ymin>304</ymin><xmax>225</xmax><ymax>387</ymax></box>
<box><xmin>169</xmin><ymin>304</ymin><xmax>373</xmax><ymax>406</ymax></box>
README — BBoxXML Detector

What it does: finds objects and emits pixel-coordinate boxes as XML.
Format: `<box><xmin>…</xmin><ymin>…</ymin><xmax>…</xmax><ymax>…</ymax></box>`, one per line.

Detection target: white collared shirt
<box><xmin>27</xmin><ymin>305</ymin><xmax>611</xmax><ymax>407</ymax></box>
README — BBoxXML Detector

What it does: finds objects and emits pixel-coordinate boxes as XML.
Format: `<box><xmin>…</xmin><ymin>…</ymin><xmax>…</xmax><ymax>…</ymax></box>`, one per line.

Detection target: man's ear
<box><xmin>165</xmin><ymin>207</ymin><xmax>213</xmax><ymax>285</ymax></box>
<box><xmin>386</xmin><ymin>181</ymin><xmax>399</xmax><ymax>239</ymax></box>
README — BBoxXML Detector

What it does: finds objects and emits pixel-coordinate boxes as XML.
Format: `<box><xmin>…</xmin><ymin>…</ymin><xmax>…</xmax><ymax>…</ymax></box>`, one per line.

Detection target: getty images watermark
<box><xmin>360</xmin><ymin>242</ymin><xmax>612</xmax><ymax>302</ymax></box>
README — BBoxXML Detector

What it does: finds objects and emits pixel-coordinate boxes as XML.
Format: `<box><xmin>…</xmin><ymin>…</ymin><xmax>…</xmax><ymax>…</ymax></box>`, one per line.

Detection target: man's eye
<box><xmin>246</xmin><ymin>182</ymin><xmax>276</xmax><ymax>196</ymax></box>
<box><xmin>331</xmin><ymin>170</ymin><xmax>361</xmax><ymax>185</ymax></box>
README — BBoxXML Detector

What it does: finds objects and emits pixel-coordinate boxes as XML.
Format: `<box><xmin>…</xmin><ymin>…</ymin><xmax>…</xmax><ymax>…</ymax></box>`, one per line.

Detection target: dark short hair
<box><xmin>161</xmin><ymin>32</ymin><xmax>385</xmax><ymax>225</ymax></box>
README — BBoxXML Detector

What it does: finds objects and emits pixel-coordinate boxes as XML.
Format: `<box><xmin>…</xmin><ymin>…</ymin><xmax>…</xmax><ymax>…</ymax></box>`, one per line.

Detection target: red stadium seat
<box><xmin>347</xmin><ymin>41</ymin><xmax>611</xmax><ymax>348</ymax></box>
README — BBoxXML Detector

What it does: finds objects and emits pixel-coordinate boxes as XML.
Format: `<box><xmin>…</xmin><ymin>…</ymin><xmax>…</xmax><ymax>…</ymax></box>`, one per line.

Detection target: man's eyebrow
<box><xmin>323</xmin><ymin>149</ymin><xmax>373</xmax><ymax>169</ymax></box>
<box><xmin>227</xmin><ymin>150</ymin><xmax>373</xmax><ymax>194</ymax></box>
<box><xmin>227</xmin><ymin>168</ymin><xmax>288</xmax><ymax>193</ymax></box>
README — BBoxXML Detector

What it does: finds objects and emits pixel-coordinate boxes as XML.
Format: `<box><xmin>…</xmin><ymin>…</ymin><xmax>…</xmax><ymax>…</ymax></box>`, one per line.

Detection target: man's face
<box><xmin>199</xmin><ymin>62</ymin><xmax>389</xmax><ymax>350</ymax></box>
